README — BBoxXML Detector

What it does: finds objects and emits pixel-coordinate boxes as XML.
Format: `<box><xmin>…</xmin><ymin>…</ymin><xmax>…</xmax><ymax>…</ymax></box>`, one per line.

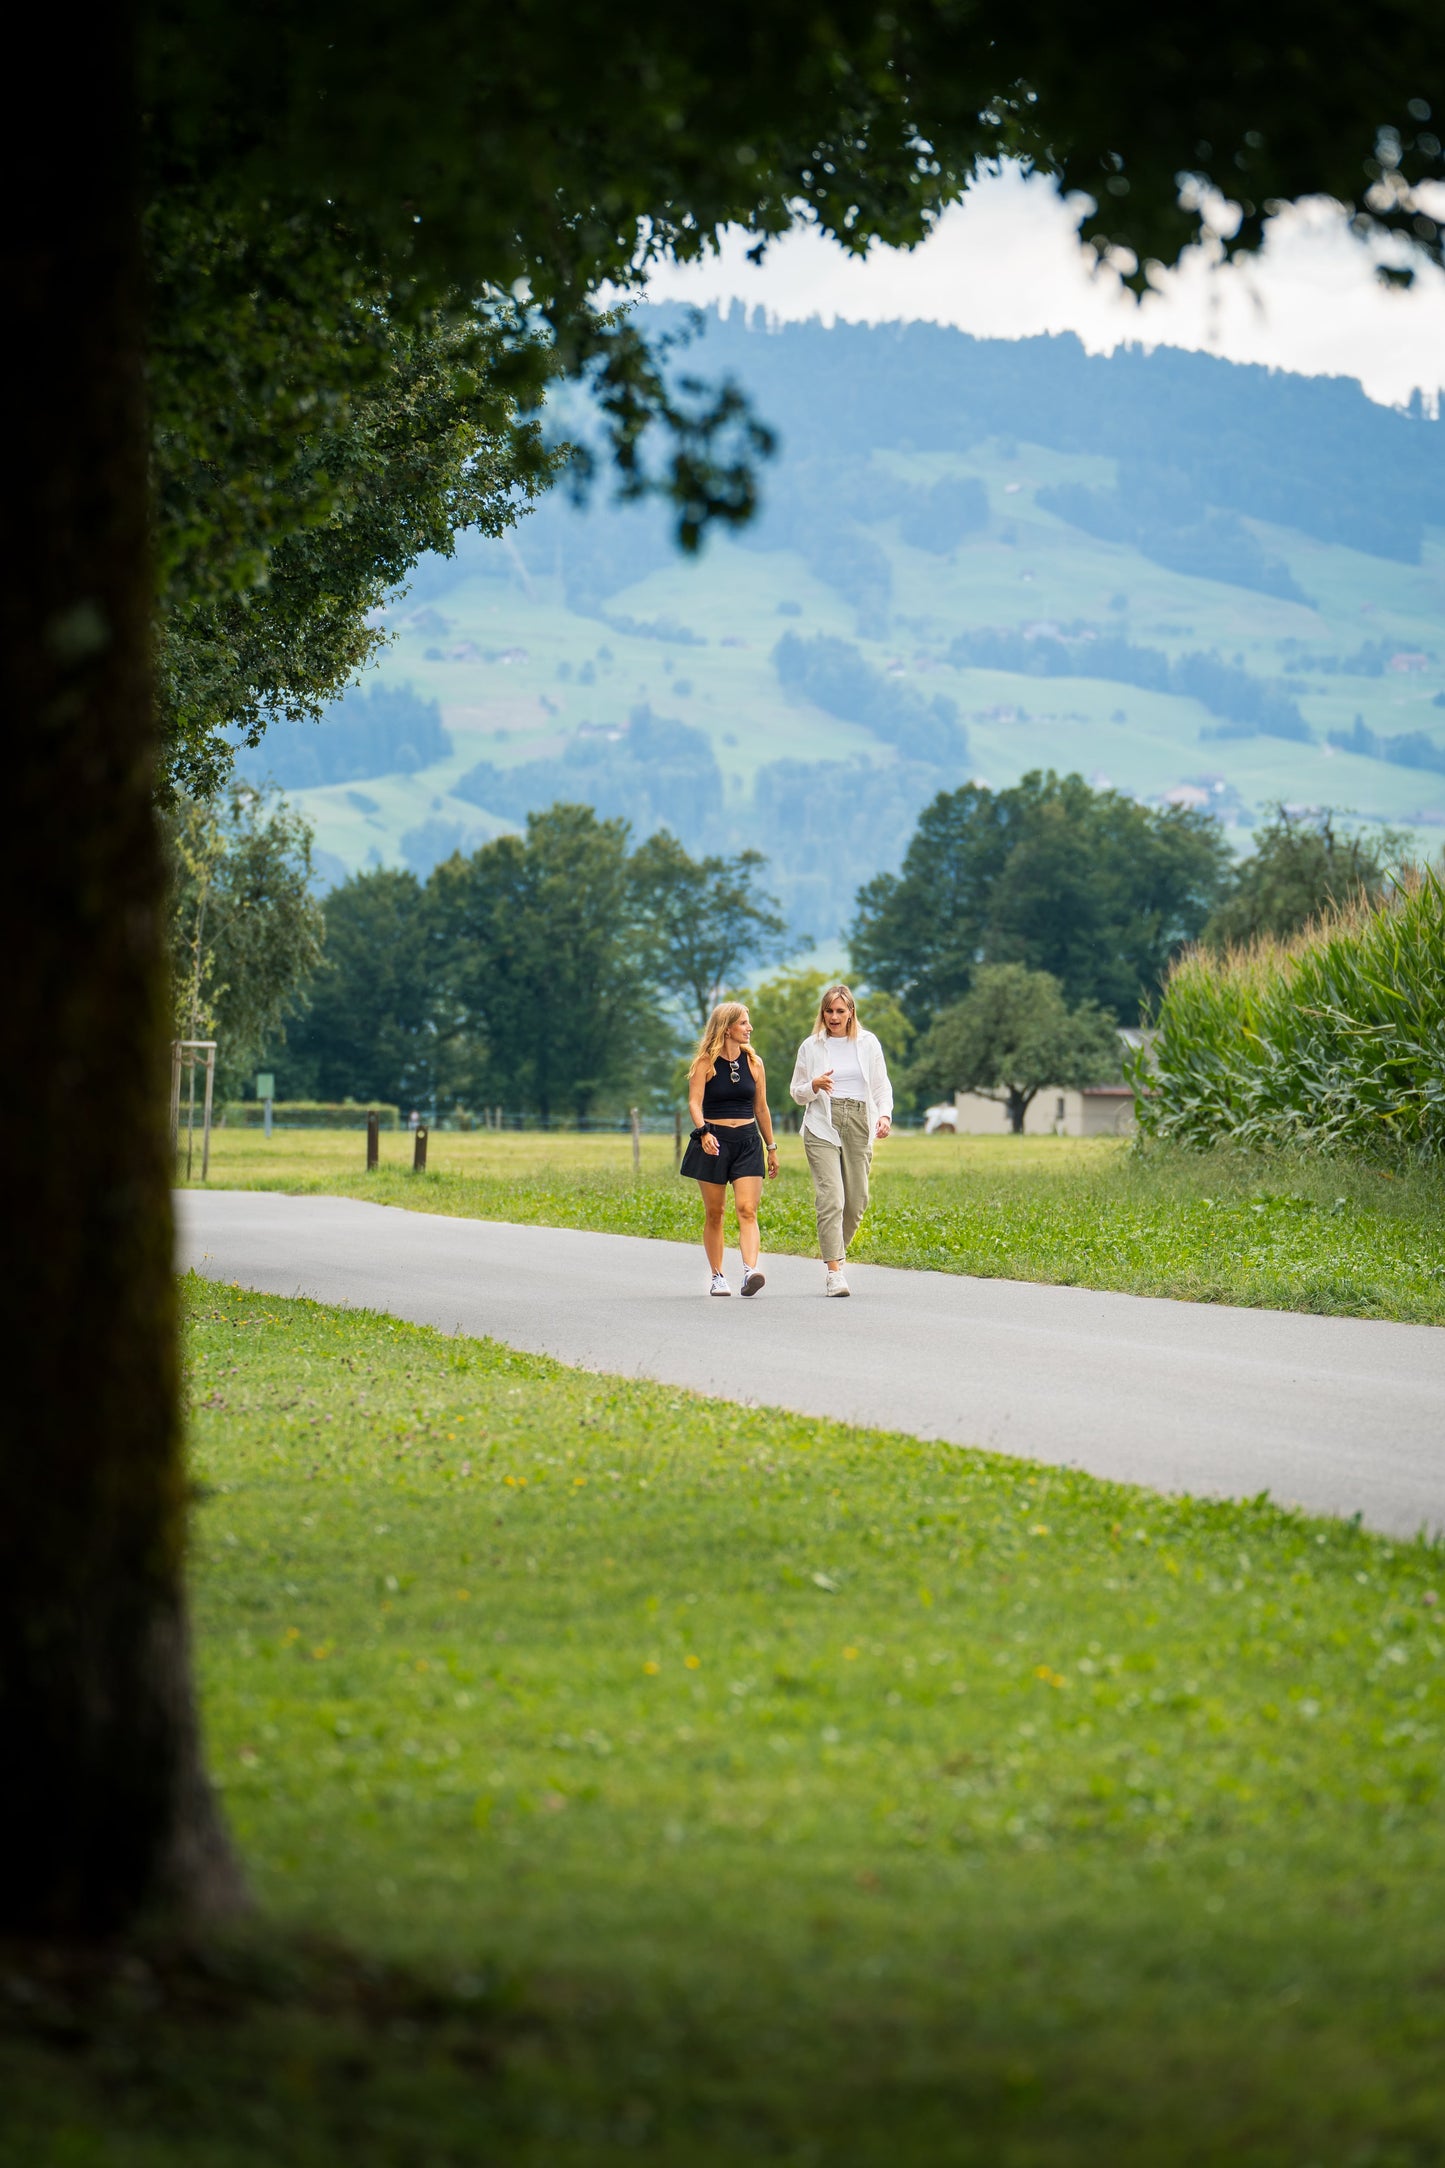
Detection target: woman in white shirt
<box><xmin>789</xmin><ymin>983</ymin><xmax>893</xmax><ymax>1297</ymax></box>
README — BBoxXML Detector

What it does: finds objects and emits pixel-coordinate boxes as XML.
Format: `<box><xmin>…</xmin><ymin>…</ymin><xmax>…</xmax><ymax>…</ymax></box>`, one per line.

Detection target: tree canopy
<box><xmin>166</xmin><ymin>784</ymin><xmax>325</xmax><ymax>1097</ymax></box>
<box><xmin>851</xmin><ymin>771</ymin><xmax>1230</xmax><ymax>1025</ymax></box>
<box><xmin>629</xmin><ymin>834</ymin><xmax>791</xmax><ymax>1028</ymax></box>
<box><xmin>150</xmin><ymin>191</ymin><xmax>563</xmax><ymax>798</ymax></box>
<box><xmin>282</xmin><ymin>870</ymin><xmax>439</xmax><ymax>1113</ymax></box>
<box><xmin>1201</xmin><ymin>809</ymin><xmax>1408</xmax><ymax>948</ymax></box>
<box><xmin>148</xmin><ymin>1</ymin><xmax>1445</xmax><ymax>312</ymax></box>
<box><xmin>144</xmin><ymin>4</ymin><xmax>1445</xmax><ymax>793</ymax></box>
<box><xmin>283</xmin><ymin>822</ymin><xmax>802</xmax><ymax>1116</ymax></box>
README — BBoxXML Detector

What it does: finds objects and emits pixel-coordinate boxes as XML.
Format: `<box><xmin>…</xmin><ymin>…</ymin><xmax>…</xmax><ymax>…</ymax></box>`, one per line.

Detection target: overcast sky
<box><xmin>644</xmin><ymin>165</ymin><xmax>1445</xmax><ymax>410</ymax></box>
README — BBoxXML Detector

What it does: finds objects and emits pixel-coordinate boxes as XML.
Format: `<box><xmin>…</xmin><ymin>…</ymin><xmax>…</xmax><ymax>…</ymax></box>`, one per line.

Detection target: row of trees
<box><xmin>850</xmin><ymin>772</ymin><xmax>1408</xmax><ymax>1025</ymax></box>
<box><xmin>267</xmin><ymin>810</ymin><xmax>790</xmax><ymax>1117</ymax></box>
<box><xmin>217</xmin><ymin>769</ymin><xmax>1408</xmax><ymax>1131</ymax></box>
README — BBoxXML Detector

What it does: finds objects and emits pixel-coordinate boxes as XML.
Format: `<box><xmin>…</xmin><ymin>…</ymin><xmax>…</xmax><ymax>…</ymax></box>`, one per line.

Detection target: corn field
<box><xmin>1129</xmin><ymin>868</ymin><xmax>1445</xmax><ymax>1159</ymax></box>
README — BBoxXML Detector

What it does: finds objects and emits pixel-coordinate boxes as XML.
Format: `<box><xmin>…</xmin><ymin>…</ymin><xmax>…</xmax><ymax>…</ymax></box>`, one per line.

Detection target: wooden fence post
<box><xmin>630</xmin><ymin>1105</ymin><xmax>641</xmax><ymax>1175</ymax></box>
<box><xmin>413</xmin><ymin>1123</ymin><xmax>428</xmax><ymax>1173</ymax></box>
<box><xmin>673</xmin><ymin>1108</ymin><xmax>682</xmax><ymax>1165</ymax></box>
<box><xmin>366</xmin><ymin>1110</ymin><xmax>379</xmax><ymax>1170</ymax></box>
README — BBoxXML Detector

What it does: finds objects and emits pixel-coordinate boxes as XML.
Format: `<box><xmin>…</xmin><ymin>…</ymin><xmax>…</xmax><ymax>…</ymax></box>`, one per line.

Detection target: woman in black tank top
<box><xmin>681</xmin><ymin>1000</ymin><xmax>779</xmax><ymax>1298</ymax></box>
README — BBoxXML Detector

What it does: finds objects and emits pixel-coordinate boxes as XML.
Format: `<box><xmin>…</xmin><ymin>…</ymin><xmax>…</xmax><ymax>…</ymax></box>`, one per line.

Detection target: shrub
<box><xmin>1131</xmin><ymin>870</ymin><xmax>1445</xmax><ymax>1159</ymax></box>
<box><xmin>223</xmin><ymin>1101</ymin><xmax>401</xmax><ymax>1129</ymax></box>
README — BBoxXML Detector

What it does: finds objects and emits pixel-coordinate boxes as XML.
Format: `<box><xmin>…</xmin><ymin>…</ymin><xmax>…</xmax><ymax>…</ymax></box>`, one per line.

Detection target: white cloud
<box><xmin>642</xmin><ymin>166</ymin><xmax>1445</xmax><ymax>409</ymax></box>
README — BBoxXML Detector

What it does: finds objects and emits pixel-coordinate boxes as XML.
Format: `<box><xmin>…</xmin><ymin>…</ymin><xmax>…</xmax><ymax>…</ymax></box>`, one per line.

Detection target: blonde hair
<box><xmin>812</xmin><ymin>983</ymin><xmax>859</xmax><ymax>1039</ymax></box>
<box><xmin>691</xmin><ymin>1001</ymin><xmax>761</xmax><ymax>1077</ymax></box>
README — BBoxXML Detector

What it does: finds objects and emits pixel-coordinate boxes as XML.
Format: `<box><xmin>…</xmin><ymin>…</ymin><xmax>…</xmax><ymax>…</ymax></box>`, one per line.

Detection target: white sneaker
<box><xmin>740</xmin><ymin>1266</ymin><xmax>766</xmax><ymax>1297</ymax></box>
<box><xmin>825</xmin><ymin>1268</ymin><xmax>850</xmax><ymax>1297</ymax></box>
<box><xmin>710</xmin><ymin>1272</ymin><xmax>732</xmax><ymax>1297</ymax></box>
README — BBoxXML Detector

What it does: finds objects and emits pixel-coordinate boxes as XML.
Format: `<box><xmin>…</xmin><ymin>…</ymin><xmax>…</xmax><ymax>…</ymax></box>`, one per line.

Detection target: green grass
<box><xmin>184</xmin><ymin>1126</ymin><xmax>1445</xmax><ymax>1324</ymax></box>
<box><xmin>7</xmin><ymin>1280</ymin><xmax>1445</xmax><ymax>2165</ymax></box>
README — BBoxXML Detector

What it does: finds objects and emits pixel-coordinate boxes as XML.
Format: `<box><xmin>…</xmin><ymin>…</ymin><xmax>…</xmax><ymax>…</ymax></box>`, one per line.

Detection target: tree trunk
<box><xmin>0</xmin><ymin>6</ymin><xmax>247</xmax><ymax>1935</ymax></box>
<box><xmin>1005</xmin><ymin>1089</ymin><xmax>1032</xmax><ymax>1135</ymax></box>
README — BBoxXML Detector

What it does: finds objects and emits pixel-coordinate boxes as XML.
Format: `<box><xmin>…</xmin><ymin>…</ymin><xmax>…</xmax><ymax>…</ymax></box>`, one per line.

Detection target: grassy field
<box><xmin>6</xmin><ymin>1279</ymin><xmax>1444</xmax><ymax>2165</ymax></box>
<box><xmin>183</xmin><ymin>1126</ymin><xmax>1445</xmax><ymax>1325</ymax></box>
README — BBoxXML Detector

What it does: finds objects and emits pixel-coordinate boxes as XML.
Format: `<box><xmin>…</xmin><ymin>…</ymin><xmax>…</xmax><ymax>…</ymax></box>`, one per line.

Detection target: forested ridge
<box><xmin>262</xmin><ymin>311</ymin><xmax>1444</xmax><ymax>940</ymax></box>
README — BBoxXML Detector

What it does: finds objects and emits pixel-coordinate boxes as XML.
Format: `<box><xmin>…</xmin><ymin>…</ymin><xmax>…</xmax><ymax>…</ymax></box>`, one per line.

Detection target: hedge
<box><xmin>222</xmin><ymin>1102</ymin><xmax>400</xmax><ymax>1130</ymax></box>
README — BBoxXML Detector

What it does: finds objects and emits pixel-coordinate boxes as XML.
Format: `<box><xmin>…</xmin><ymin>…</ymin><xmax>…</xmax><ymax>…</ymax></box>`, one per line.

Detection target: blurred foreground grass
<box><xmin>183</xmin><ymin>1125</ymin><xmax>1445</xmax><ymax>1323</ymax></box>
<box><xmin>5</xmin><ymin>1280</ymin><xmax>1444</xmax><ymax>2166</ymax></box>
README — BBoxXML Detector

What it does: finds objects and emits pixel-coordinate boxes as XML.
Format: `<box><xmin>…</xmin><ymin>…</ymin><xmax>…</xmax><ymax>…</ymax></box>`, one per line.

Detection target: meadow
<box><xmin>183</xmin><ymin>1125</ymin><xmax>1445</xmax><ymax>1325</ymax></box>
<box><xmin>6</xmin><ymin>1279</ymin><xmax>1444</xmax><ymax>2166</ymax></box>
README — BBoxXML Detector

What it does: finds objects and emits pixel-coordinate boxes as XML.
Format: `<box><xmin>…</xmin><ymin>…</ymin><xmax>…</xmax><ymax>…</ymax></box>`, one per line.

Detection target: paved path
<box><xmin>178</xmin><ymin>1191</ymin><xmax>1445</xmax><ymax>1538</ymax></box>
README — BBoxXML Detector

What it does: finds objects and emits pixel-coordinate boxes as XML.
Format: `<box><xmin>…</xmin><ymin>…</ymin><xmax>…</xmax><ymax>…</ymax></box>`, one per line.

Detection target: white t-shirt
<box><xmin>819</xmin><ymin>1033</ymin><xmax>867</xmax><ymax>1099</ymax></box>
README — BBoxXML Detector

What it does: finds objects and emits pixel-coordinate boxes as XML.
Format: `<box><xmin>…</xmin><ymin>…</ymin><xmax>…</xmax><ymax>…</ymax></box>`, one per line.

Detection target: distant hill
<box><xmin>259</xmin><ymin>311</ymin><xmax>1445</xmax><ymax>936</ymax></box>
<box><xmin>236</xmin><ymin>681</ymin><xmax>451</xmax><ymax>789</ymax></box>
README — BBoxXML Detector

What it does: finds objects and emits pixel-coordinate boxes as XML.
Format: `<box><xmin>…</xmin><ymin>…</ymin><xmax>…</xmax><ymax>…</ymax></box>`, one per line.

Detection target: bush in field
<box><xmin>1132</xmin><ymin>870</ymin><xmax>1445</xmax><ymax>1159</ymax></box>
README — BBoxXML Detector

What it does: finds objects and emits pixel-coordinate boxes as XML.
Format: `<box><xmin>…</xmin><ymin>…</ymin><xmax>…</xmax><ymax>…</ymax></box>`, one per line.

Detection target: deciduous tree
<box><xmin>630</xmin><ymin>832</ymin><xmax>791</xmax><ymax>1028</ymax></box>
<box><xmin>12</xmin><ymin>0</ymin><xmax>1444</xmax><ymax>1938</ymax></box>
<box><xmin>1202</xmin><ymin>809</ymin><xmax>1407</xmax><ymax>948</ymax></box>
<box><xmin>151</xmin><ymin>191</ymin><xmax>562</xmax><ymax>800</ymax></box>
<box><xmin>278</xmin><ymin>872</ymin><xmax>438</xmax><ymax>1111</ymax></box>
<box><xmin>166</xmin><ymin>785</ymin><xmax>325</xmax><ymax>1096</ymax></box>
<box><xmin>851</xmin><ymin>772</ymin><xmax>1230</xmax><ymax>1024</ymax></box>
<box><xmin>432</xmin><ymin>807</ymin><xmax>672</xmax><ymax>1121</ymax></box>
<box><xmin>906</xmin><ymin>964</ymin><xmax>1122</xmax><ymax>1133</ymax></box>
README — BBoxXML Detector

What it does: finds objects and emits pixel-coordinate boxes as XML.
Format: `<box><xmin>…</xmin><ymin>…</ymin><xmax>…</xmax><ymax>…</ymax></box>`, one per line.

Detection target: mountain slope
<box><xmin>239</xmin><ymin>314</ymin><xmax>1445</xmax><ymax>932</ymax></box>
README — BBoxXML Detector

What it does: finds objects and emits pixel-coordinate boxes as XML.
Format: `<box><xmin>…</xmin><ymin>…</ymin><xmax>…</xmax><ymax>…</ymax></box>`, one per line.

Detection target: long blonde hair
<box><xmin>691</xmin><ymin>1001</ymin><xmax>762</xmax><ymax>1078</ymax></box>
<box><xmin>811</xmin><ymin>983</ymin><xmax>859</xmax><ymax>1039</ymax></box>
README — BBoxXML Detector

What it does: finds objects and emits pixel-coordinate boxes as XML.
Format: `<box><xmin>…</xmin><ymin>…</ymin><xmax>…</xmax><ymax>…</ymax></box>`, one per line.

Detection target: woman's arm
<box><xmin>868</xmin><ymin>1032</ymin><xmax>894</xmax><ymax>1132</ymax></box>
<box><xmin>790</xmin><ymin>1037</ymin><xmax>819</xmax><ymax>1108</ymax></box>
<box><xmin>752</xmin><ymin>1058</ymin><xmax>780</xmax><ymax>1177</ymax></box>
<box><xmin>688</xmin><ymin>1061</ymin><xmax>720</xmax><ymax>1154</ymax></box>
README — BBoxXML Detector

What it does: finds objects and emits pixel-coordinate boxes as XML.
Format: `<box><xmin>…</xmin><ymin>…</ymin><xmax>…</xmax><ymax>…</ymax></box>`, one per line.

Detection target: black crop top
<box><xmin>701</xmin><ymin>1053</ymin><xmax>756</xmax><ymax>1120</ymax></box>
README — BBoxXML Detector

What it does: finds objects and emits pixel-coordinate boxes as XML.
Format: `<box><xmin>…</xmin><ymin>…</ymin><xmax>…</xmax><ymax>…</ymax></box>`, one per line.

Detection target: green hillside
<box><xmin>240</xmin><ymin>320</ymin><xmax>1445</xmax><ymax>935</ymax></box>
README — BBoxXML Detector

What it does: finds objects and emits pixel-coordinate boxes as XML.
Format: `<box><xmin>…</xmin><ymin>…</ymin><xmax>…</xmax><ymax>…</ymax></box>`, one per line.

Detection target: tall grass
<box><xmin>1131</xmin><ymin>867</ymin><xmax>1445</xmax><ymax>1158</ymax></box>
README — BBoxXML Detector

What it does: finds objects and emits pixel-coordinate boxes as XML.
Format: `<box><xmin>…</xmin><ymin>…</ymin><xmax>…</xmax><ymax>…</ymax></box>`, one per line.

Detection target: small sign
<box><xmin>255</xmin><ymin>1073</ymin><xmax>275</xmax><ymax>1102</ymax></box>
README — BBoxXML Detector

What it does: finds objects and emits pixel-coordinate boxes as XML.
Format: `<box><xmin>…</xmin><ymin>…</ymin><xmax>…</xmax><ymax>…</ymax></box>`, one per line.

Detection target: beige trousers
<box><xmin>803</xmin><ymin>1097</ymin><xmax>872</xmax><ymax>1262</ymax></box>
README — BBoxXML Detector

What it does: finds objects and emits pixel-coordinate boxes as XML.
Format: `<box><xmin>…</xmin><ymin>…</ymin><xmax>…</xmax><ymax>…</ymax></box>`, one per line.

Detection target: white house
<box><xmin>926</xmin><ymin>1028</ymin><xmax>1147</xmax><ymax>1138</ymax></box>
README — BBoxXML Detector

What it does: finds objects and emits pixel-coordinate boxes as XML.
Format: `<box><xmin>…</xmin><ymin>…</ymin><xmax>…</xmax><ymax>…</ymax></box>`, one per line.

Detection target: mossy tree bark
<box><xmin>0</xmin><ymin>6</ymin><xmax>246</xmax><ymax>1935</ymax></box>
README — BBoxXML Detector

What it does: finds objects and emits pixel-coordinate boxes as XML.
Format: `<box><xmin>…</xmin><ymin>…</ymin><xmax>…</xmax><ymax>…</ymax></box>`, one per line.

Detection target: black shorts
<box><xmin>680</xmin><ymin>1124</ymin><xmax>765</xmax><ymax>1185</ymax></box>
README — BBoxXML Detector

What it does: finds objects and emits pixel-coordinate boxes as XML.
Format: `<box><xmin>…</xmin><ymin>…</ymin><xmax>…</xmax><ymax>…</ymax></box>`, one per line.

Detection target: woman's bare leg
<box><xmin>733</xmin><ymin>1176</ymin><xmax>762</xmax><ymax>1270</ymax></box>
<box><xmin>700</xmin><ymin>1183</ymin><xmax>727</xmax><ymax>1273</ymax></box>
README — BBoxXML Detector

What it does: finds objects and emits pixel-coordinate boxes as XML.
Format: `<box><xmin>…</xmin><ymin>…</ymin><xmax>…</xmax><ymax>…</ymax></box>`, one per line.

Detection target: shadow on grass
<box><xmin>6</xmin><ymin>1907</ymin><xmax>1445</xmax><ymax>2168</ymax></box>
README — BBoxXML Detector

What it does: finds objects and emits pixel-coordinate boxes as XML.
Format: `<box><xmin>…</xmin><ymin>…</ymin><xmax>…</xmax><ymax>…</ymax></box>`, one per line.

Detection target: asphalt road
<box><xmin>178</xmin><ymin>1190</ymin><xmax>1445</xmax><ymax>1538</ymax></box>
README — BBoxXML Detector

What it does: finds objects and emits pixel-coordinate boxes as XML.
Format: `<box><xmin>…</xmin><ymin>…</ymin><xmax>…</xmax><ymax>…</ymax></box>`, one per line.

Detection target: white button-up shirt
<box><xmin>789</xmin><ymin>1027</ymin><xmax>894</xmax><ymax>1145</ymax></box>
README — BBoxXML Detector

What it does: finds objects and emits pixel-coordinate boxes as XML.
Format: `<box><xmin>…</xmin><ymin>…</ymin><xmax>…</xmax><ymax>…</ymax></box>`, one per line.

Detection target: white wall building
<box><xmin>947</xmin><ymin>1083</ymin><xmax>1136</xmax><ymax>1137</ymax></box>
<box><xmin>926</xmin><ymin>1028</ymin><xmax>1147</xmax><ymax>1137</ymax></box>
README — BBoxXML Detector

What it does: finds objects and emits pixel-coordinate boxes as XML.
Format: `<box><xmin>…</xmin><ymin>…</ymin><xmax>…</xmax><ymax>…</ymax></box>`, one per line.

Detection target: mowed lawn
<box><xmin>8</xmin><ymin>1279</ymin><xmax>1444</xmax><ymax>2166</ymax></box>
<box><xmin>185</xmin><ymin>1125</ymin><xmax>1445</xmax><ymax>1324</ymax></box>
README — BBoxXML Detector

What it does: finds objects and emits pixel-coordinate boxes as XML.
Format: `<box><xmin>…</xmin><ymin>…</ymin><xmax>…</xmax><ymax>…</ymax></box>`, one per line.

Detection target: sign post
<box><xmin>256</xmin><ymin>1072</ymin><xmax>275</xmax><ymax>1141</ymax></box>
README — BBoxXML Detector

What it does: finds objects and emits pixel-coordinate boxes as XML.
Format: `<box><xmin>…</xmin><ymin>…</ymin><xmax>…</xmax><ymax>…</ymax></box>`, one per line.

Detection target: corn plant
<box><xmin>1129</xmin><ymin>868</ymin><xmax>1445</xmax><ymax>1159</ymax></box>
